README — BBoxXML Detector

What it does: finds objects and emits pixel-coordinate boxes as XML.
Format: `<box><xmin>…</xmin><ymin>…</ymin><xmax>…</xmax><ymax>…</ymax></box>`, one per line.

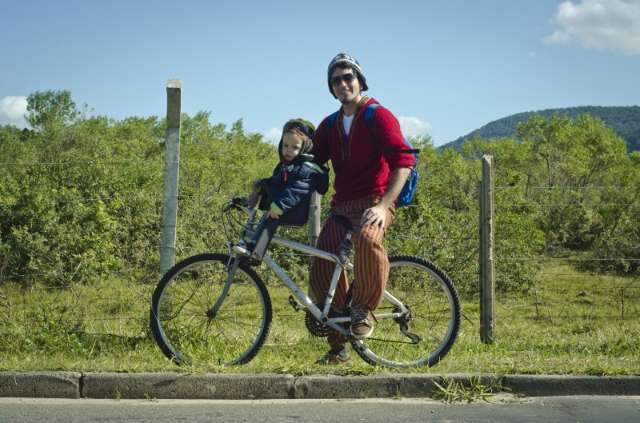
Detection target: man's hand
<box><xmin>361</xmin><ymin>204</ymin><xmax>387</xmax><ymax>228</ymax></box>
<box><xmin>360</xmin><ymin>167</ymin><xmax>411</xmax><ymax>227</ymax></box>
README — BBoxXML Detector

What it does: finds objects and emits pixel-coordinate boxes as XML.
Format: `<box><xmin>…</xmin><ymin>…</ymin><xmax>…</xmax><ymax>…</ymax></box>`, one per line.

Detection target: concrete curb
<box><xmin>0</xmin><ymin>372</ymin><xmax>81</xmax><ymax>398</ymax></box>
<box><xmin>82</xmin><ymin>373</ymin><xmax>294</xmax><ymax>399</ymax></box>
<box><xmin>1</xmin><ymin>372</ymin><xmax>639</xmax><ymax>399</ymax></box>
<box><xmin>502</xmin><ymin>375</ymin><xmax>640</xmax><ymax>396</ymax></box>
<box><xmin>292</xmin><ymin>374</ymin><xmax>503</xmax><ymax>399</ymax></box>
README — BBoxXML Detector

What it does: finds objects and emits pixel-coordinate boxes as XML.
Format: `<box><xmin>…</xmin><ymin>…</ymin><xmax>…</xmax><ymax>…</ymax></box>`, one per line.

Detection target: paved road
<box><xmin>1</xmin><ymin>396</ymin><xmax>639</xmax><ymax>422</ymax></box>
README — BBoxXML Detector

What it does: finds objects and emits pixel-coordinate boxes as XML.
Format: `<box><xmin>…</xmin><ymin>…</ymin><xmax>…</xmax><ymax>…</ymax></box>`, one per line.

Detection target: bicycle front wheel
<box><xmin>150</xmin><ymin>253</ymin><xmax>272</xmax><ymax>366</ymax></box>
<box><xmin>351</xmin><ymin>255</ymin><xmax>460</xmax><ymax>368</ymax></box>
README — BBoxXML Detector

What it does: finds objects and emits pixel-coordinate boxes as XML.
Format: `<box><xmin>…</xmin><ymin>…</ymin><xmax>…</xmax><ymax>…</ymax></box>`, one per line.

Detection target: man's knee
<box><xmin>354</xmin><ymin>228</ymin><xmax>383</xmax><ymax>249</ymax></box>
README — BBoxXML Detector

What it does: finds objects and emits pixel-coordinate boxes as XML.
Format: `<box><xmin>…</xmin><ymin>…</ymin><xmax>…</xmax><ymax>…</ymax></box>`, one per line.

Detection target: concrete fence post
<box><xmin>480</xmin><ymin>155</ymin><xmax>495</xmax><ymax>343</ymax></box>
<box><xmin>160</xmin><ymin>80</ymin><xmax>182</xmax><ymax>276</ymax></box>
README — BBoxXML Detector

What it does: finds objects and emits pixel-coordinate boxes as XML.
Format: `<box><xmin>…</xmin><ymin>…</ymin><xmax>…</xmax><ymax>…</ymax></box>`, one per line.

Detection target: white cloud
<box><xmin>546</xmin><ymin>0</ymin><xmax>640</xmax><ymax>55</ymax></box>
<box><xmin>262</xmin><ymin>127</ymin><xmax>281</xmax><ymax>145</ymax></box>
<box><xmin>0</xmin><ymin>96</ymin><xmax>29</xmax><ymax>128</ymax></box>
<box><xmin>398</xmin><ymin>116</ymin><xmax>432</xmax><ymax>139</ymax></box>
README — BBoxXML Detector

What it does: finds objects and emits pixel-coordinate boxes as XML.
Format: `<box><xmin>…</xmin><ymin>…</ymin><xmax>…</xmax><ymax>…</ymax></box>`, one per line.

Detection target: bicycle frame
<box><xmin>220</xmin><ymin>201</ymin><xmax>409</xmax><ymax>338</ymax></box>
<box><xmin>260</xmin><ymin>235</ymin><xmax>409</xmax><ymax>337</ymax></box>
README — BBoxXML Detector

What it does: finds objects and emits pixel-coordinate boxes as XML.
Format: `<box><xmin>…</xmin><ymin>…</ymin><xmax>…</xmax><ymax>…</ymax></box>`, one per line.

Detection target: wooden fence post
<box><xmin>308</xmin><ymin>192</ymin><xmax>321</xmax><ymax>248</ymax></box>
<box><xmin>160</xmin><ymin>80</ymin><xmax>182</xmax><ymax>276</ymax></box>
<box><xmin>480</xmin><ymin>155</ymin><xmax>495</xmax><ymax>343</ymax></box>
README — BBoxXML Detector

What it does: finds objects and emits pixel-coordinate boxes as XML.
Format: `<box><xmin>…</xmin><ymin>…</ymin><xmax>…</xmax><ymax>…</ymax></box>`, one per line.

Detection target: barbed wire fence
<box><xmin>0</xmin><ymin>151</ymin><xmax>272</xmax><ymax>341</ymax></box>
<box><xmin>493</xmin><ymin>180</ymin><xmax>640</xmax><ymax>332</ymax></box>
<box><xmin>0</xmin><ymin>157</ymin><xmax>160</xmax><ymax>346</ymax></box>
<box><xmin>1</xmin><ymin>151</ymin><xmax>639</xmax><ymax>358</ymax></box>
<box><xmin>0</xmin><ymin>155</ymin><xmax>478</xmax><ymax>345</ymax></box>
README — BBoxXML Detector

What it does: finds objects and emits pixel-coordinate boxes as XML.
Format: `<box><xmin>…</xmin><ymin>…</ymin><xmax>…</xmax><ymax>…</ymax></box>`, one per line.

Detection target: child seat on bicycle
<box><xmin>244</xmin><ymin>119</ymin><xmax>329</xmax><ymax>261</ymax></box>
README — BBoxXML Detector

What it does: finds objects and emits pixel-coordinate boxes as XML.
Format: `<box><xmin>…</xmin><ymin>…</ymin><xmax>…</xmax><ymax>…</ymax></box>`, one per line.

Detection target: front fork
<box><xmin>206</xmin><ymin>255</ymin><xmax>240</xmax><ymax>319</ymax></box>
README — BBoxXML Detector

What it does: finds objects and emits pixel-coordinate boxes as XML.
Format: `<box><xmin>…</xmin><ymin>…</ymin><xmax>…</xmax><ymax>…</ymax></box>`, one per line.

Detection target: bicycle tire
<box><xmin>150</xmin><ymin>253</ymin><xmax>272</xmax><ymax>366</ymax></box>
<box><xmin>351</xmin><ymin>255</ymin><xmax>460</xmax><ymax>368</ymax></box>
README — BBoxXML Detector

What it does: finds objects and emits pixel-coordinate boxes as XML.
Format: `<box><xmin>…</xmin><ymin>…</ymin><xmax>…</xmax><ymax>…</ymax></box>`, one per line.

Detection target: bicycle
<box><xmin>150</xmin><ymin>197</ymin><xmax>461</xmax><ymax>368</ymax></box>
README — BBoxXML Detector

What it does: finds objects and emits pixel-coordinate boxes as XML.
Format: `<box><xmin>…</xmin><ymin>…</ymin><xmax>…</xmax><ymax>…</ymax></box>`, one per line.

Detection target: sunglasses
<box><xmin>330</xmin><ymin>73</ymin><xmax>356</xmax><ymax>86</ymax></box>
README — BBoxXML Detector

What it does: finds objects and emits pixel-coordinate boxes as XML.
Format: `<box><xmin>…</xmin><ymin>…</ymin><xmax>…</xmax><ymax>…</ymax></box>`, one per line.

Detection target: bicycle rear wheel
<box><xmin>150</xmin><ymin>253</ymin><xmax>272</xmax><ymax>366</ymax></box>
<box><xmin>351</xmin><ymin>255</ymin><xmax>460</xmax><ymax>368</ymax></box>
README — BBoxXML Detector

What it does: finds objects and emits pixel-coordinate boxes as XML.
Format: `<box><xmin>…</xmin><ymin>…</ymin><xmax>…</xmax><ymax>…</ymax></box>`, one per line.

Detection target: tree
<box><xmin>26</xmin><ymin>90</ymin><xmax>79</xmax><ymax>131</ymax></box>
<box><xmin>514</xmin><ymin>114</ymin><xmax>629</xmax><ymax>251</ymax></box>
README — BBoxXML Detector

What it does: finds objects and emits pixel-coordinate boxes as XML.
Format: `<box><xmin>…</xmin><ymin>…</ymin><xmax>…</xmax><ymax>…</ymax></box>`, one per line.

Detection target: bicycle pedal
<box><xmin>288</xmin><ymin>295</ymin><xmax>303</xmax><ymax>312</ymax></box>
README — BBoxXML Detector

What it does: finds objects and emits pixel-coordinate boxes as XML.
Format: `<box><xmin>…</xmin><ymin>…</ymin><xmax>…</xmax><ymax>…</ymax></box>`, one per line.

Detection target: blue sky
<box><xmin>1</xmin><ymin>0</ymin><xmax>639</xmax><ymax>145</ymax></box>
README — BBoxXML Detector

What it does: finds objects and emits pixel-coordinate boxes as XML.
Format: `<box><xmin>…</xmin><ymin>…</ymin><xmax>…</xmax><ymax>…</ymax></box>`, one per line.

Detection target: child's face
<box><xmin>281</xmin><ymin>133</ymin><xmax>303</xmax><ymax>162</ymax></box>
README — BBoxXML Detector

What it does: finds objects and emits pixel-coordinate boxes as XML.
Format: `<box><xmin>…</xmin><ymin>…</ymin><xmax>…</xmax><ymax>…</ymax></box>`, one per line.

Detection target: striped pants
<box><xmin>309</xmin><ymin>195</ymin><xmax>395</xmax><ymax>346</ymax></box>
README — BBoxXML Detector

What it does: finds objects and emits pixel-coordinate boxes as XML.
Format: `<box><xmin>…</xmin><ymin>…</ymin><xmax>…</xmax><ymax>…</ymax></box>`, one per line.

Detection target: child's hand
<box><xmin>267</xmin><ymin>211</ymin><xmax>280</xmax><ymax>219</ymax></box>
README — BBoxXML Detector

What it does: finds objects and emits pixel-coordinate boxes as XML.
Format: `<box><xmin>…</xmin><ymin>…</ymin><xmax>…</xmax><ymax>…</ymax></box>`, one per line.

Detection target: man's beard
<box><xmin>339</xmin><ymin>93</ymin><xmax>355</xmax><ymax>104</ymax></box>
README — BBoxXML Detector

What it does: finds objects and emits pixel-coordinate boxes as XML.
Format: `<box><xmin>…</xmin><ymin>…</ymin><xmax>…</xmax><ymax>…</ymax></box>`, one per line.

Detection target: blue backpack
<box><xmin>327</xmin><ymin>103</ymin><xmax>420</xmax><ymax>207</ymax></box>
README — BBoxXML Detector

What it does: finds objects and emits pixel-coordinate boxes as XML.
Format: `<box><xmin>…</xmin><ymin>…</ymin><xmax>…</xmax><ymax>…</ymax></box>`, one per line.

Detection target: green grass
<box><xmin>0</xmin><ymin>261</ymin><xmax>638</xmax><ymax>375</ymax></box>
<box><xmin>432</xmin><ymin>376</ymin><xmax>498</xmax><ymax>403</ymax></box>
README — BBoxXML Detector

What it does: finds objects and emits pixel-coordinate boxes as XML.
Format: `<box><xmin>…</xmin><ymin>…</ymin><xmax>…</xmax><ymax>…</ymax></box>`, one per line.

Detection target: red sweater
<box><xmin>312</xmin><ymin>97</ymin><xmax>416</xmax><ymax>205</ymax></box>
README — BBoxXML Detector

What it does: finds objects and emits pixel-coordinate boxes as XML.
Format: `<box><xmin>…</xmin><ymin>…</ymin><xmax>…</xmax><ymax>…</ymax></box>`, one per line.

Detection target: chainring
<box><xmin>305</xmin><ymin>311</ymin><xmax>330</xmax><ymax>337</ymax></box>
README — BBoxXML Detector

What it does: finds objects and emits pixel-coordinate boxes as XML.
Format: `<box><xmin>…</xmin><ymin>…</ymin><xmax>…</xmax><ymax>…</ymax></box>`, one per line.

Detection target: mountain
<box><xmin>441</xmin><ymin>106</ymin><xmax>640</xmax><ymax>152</ymax></box>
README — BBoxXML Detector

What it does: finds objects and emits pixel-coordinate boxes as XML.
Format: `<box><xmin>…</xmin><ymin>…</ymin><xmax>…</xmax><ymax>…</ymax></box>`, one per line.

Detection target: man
<box><xmin>310</xmin><ymin>53</ymin><xmax>416</xmax><ymax>364</ymax></box>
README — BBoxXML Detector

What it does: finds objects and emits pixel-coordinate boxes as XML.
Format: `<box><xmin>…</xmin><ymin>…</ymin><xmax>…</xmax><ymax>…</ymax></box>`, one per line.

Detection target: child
<box><xmin>243</xmin><ymin>119</ymin><xmax>329</xmax><ymax>261</ymax></box>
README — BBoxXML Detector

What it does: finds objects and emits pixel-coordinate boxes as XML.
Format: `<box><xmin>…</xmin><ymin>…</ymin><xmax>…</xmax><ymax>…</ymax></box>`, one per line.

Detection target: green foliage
<box><xmin>458</xmin><ymin>113</ymin><xmax>639</xmax><ymax>276</ymax></box>
<box><xmin>389</xmin><ymin>142</ymin><xmax>481</xmax><ymax>293</ymax></box>
<box><xmin>0</xmin><ymin>91</ymin><xmax>277</xmax><ymax>286</ymax></box>
<box><xmin>444</xmin><ymin>105</ymin><xmax>640</xmax><ymax>152</ymax></box>
<box><xmin>583</xmin><ymin>156</ymin><xmax>640</xmax><ymax>274</ymax></box>
<box><xmin>0</xmin><ymin>113</ymin><xmax>160</xmax><ymax>284</ymax></box>
<box><xmin>26</xmin><ymin>90</ymin><xmax>80</xmax><ymax>131</ymax></box>
<box><xmin>516</xmin><ymin>114</ymin><xmax>632</xmax><ymax>258</ymax></box>
<box><xmin>1</xmin><ymin>90</ymin><xmax>638</xmax><ymax>294</ymax></box>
